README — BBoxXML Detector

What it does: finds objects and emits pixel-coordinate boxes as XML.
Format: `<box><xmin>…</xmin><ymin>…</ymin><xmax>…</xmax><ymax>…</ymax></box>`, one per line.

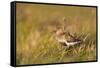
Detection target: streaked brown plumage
<box><xmin>55</xmin><ymin>28</ymin><xmax>82</xmax><ymax>46</ymax></box>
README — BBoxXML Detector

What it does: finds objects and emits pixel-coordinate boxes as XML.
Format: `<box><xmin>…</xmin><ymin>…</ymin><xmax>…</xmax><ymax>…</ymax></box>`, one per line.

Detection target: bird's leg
<box><xmin>65</xmin><ymin>45</ymin><xmax>70</xmax><ymax>51</ymax></box>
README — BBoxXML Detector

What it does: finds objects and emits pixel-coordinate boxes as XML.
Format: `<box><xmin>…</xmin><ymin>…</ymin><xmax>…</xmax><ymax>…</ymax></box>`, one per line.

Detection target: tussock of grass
<box><xmin>16</xmin><ymin>31</ymin><xmax>96</xmax><ymax>65</ymax></box>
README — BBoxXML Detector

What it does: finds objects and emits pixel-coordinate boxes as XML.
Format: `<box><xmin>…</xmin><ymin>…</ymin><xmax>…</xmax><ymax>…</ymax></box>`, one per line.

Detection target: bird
<box><xmin>55</xmin><ymin>28</ymin><xmax>82</xmax><ymax>47</ymax></box>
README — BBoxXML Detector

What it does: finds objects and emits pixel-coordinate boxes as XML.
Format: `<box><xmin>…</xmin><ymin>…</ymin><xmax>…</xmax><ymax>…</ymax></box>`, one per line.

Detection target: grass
<box><xmin>16</xmin><ymin>3</ymin><xmax>97</xmax><ymax>65</ymax></box>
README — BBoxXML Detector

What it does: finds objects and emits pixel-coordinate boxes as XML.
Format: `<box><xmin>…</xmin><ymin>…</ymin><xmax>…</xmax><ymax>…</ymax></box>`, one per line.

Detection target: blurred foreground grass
<box><xmin>16</xmin><ymin>3</ymin><xmax>97</xmax><ymax>65</ymax></box>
